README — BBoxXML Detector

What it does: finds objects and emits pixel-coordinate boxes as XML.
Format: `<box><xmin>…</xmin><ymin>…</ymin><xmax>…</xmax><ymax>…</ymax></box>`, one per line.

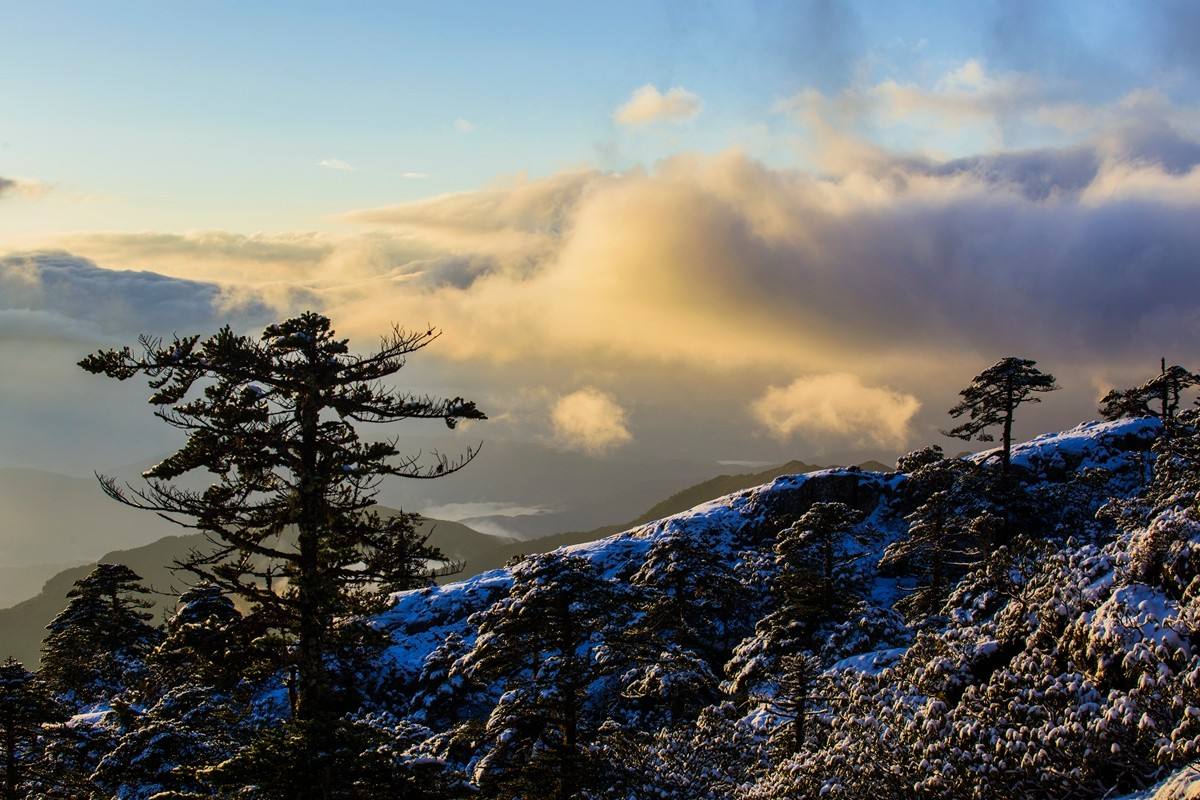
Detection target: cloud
<box><xmin>318</xmin><ymin>158</ymin><xmax>356</xmax><ymax>171</ymax></box>
<box><xmin>454</xmin><ymin>118</ymin><xmax>476</xmax><ymax>133</ymax></box>
<box><xmin>43</xmin><ymin>121</ymin><xmax>1200</xmax><ymax>385</ymax></box>
<box><xmin>401</xmin><ymin>171</ymin><xmax>430</xmax><ymax>179</ymax></box>
<box><xmin>551</xmin><ymin>388</ymin><xmax>632</xmax><ymax>454</ymax></box>
<box><xmin>0</xmin><ymin>177</ymin><xmax>49</xmax><ymax>199</ymax></box>
<box><xmin>751</xmin><ymin>373</ymin><xmax>921</xmax><ymax>448</ymax></box>
<box><xmin>420</xmin><ymin>501</ymin><xmax>551</xmax><ymax>521</ymax></box>
<box><xmin>614</xmin><ymin>84</ymin><xmax>703</xmax><ymax>125</ymax></box>
<box><xmin>0</xmin><ymin>251</ymin><xmax>274</xmax><ymax>340</ymax></box>
<box><xmin>775</xmin><ymin>59</ymin><xmax>1200</xmax><ymax>165</ymax></box>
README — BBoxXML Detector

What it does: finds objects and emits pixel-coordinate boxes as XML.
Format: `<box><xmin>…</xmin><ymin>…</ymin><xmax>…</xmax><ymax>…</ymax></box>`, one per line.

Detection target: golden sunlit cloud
<box><xmin>751</xmin><ymin>373</ymin><xmax>921</xmax><ymax>449</ymax></box>
<box><xmin>550</xmin><ymin>387</ymin><xmax>632</xmax><ymax>454</ymax></box>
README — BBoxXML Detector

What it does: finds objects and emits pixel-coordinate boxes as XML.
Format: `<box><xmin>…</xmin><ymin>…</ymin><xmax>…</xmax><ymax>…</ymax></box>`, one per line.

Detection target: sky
<box><xmin>3</xmin><ymin>1</ymin><xmax>1200</xmax><ymax>523</ymax></box>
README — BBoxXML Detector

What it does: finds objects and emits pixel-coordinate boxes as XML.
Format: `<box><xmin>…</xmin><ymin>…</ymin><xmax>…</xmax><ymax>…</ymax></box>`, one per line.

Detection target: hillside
<box><xmin>40</xmin><ymin>417</ymin><xmax>1200</xmax><ymax>797</ymax></box>
<box><xmin>362</xmin><ymin>415</ymin><xmax>1199</xmax><ymax>798</ymax></box>
<box><xmin>456</xmin><ymin>457</ymin><xmax>891</xmax><ymax>576</ymax></box>
<box><xmin>0</xmin><ymin>513</ymin><xmax>507</xmax><ymax>667</ymax></box>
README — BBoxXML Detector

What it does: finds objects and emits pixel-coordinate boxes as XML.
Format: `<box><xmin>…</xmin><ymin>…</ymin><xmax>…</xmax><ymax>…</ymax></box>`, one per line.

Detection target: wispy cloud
<box><xmin>317</xmin><ymin>158</ymin><xmax>356</xmax><ymax>171</ymax></box>
<box><xmin>454</xmin><ymin>118</ymin><xmax>476</xmax><ymax>133</ymax></box>
<box><xmin>0</xmin><ymin>177</ymin><xmax>49</xmax><ymax>199</ymax></box>
<box><xmin>420</xmin><ymin>501</ymin><xmax>552</xmax><ymax>521</ymax></box>
<box><xmin>400</xmin><ymin>171</ymin><xmax>430</xmax><ymax>179</ymax></box>
<box><xmin>614</xmin><ymin>84</ymin><xmax>703</xmax><ymax>125</ymax></box>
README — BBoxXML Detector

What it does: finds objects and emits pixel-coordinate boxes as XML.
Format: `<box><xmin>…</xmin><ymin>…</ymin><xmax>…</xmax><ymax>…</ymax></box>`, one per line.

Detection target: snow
<box><xmin>831</xmin><ymin>647</ymin><xmax>906</xmax><ymax>675</ymax></box>
<box><xmin>377</xmin><ymin>468</ymin><xmax>896</xmax><ymax>680</ymax></box>
<box><xmin>971</xmin><ymin>416</ymin><xmax>1159</xmax><ymax>473</ymax></box>
<box><xmin>1127</xmin><ymin>764</ymin><xmax>1200</xmax><ymax>799</ymax></box>
<box><xmin>371</xmin><ymin>412</ymin><xmax>1174</xmax><ymax>799</ymax></box>
<box><xmin>377</xmin><ymin>417</ymin><xmax>1153</xmax><ymax>689</ymax></box>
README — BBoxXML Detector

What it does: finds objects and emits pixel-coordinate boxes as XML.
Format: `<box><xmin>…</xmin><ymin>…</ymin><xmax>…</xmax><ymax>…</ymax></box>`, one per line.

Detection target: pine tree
<box><xmin>41</xmin><ymin>564</ymin><xmax>159</xmax><ymax>706</ymax></box>
<box><xmin>149</xmin><ymin>584</ymin><xmax>258</xmax><ymax>692</ymax></box>
<box><xmin>1098</xmin><ymin>359</ymin><xmax>1197</xmax><ymax>429</ymax></box>
<box><xmin>453</xmin><ymin>554</ymin><xmax>623</xmax><ymax>799</ymax></box>
<box><xmin>626</xmin><ymin>531</ymin><xmax>751</xmax><ymax>667</ymax></box>
<box><xmin>775</xmin><ymin>502</ymin><xmax>870</xmax><ymax>618</ymax></box>
<box><xmin>772</xmin><ymin>652</ymin><xmax>826</xmax><ymax>757</ymax></box>
<box><xmin>881</xmin><ymin>454</ymin><xmax>995</xmax><ymax>620</ymax></box>
<box><xmin>618</xmin><ymin>533</ymin><xmax>749</xmax><ymax>721</ymax></box>
<box><xmin>92</xmin><ymin>684</ymin><xmax>248</xmax><ymax>800</ymax></box>
<box><xmin>0</xmin><ymin>659</ymin><xmax>58</xmax><ymax>800</ymax></box>
<box><xmin>723</xmin><ymin>505</ymin><xmax>872</xmax><ymax>704</ymax></box>
<box><xmin>943</xmin><ymin>357</ymin><xmax>1058</xmax><ymax>476</ymax></box>
<box><xmin>1098</xmin><ymin>387</ymin><xmax>1154</xmax><ymax>421</ymax></box>
<box><xmin>79</xmin><ymin>312</ymin><xmax>485</xmax><ymax>795</ymax></box>
<box><xmin>1141</xmin><ymin>360</ymin><xmax>1198</xmax><ymax>428</ymax></box>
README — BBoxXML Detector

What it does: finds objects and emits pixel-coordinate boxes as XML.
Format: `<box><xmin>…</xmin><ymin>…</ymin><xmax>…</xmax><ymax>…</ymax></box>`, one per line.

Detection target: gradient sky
<box><xmin>3</xmin><ymin>0</ymin><xmax>1189</xmax><ymax>236</ymax></box>
<box><xmin>3</xmin><ymin>1</ymin><xmax>1200</xmax><ymax>517</ymax></box>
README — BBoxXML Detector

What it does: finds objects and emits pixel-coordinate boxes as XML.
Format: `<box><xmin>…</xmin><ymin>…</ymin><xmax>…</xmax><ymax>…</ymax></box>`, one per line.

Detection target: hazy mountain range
<box><xmin>0</xmin><ymin>457</ymin><xmax>888</xmax><ymax>666</ymax></box>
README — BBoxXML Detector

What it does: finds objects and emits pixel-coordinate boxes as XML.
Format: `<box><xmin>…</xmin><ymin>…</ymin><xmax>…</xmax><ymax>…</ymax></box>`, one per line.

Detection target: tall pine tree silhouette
<box><xmin>943</xmin><ymin>357</ymin><xmax>1057</xmax><ymax>476</ymax></box>
<box><xmin>80</xmin><ymin>312</ymin><xmax>485</xmax><ymax>798</ymax></box>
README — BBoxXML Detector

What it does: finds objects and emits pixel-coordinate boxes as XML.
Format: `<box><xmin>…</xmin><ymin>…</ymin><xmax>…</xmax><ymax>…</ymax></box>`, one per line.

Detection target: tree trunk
<box><xmin>795</xmin><ymin>678</ymin><xmax>807</xmax><ymax>754</ymax></box>
<box><xmin>557</xmin><ymin>597</ymin><xmax>579</xmax><ymax>800</ymax></box>
<box><xmin>295</xmin><ymin>355</ymin><xmax>331</xmax><ymax>800</ymax></box>
<box><xmin>1002</xmin><ymin>378</ymin><xmax>1014</xmax><ymax>477</ymax></box>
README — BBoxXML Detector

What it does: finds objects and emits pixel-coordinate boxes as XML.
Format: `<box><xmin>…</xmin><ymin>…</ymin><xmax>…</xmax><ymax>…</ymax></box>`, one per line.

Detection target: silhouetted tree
<box><xmin>41</xmin><ymin>564</ymin><xmax>158</xmax><ymax>706</ymax></box>
<box><xmin>1098</xmin><ymin>387</ymin><xmax>1153</xmax><ymax>421</ymax></box>
<box><xmin>1144</xmin><ymin>360</ymin><xmax>1198</xmax><ymax>428</ymax></box>
<box><xmin>1098</xmin><ymin>360</ymin><xmax>1197</xmax><ymax>428</ymax></box>
<box><xmin>944</xmin><ymin>357</ymin><xmax>1058</xmax><ymax>476</ymax></box>
<box><xmin>79</xmin><ymin>312</ymin><xmax>485</xmax><ymax>798</ymax></box>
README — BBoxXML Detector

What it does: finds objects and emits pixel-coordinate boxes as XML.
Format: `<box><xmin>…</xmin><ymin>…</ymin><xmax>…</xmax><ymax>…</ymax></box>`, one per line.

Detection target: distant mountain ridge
<box><xmin>0</xmin><ymin>457</ymin><xmax>885</xmax><ymax>666</ymax></box>
<box><xmin>0</xmin><ymin>513</ymin><xmax>508</xmax><ymax>667</ymax></box>
<box><xmin>454</xmin><ymin>458</ymin><xmax>893</xmax><ymax>575</ymax></box>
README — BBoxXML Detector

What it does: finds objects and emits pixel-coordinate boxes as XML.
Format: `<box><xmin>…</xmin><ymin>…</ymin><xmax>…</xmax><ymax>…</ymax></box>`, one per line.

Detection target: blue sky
<box><xmin>2</xmin><ymin>1</ymin><xmax>1189</xmax><ymax>234</ymax></box>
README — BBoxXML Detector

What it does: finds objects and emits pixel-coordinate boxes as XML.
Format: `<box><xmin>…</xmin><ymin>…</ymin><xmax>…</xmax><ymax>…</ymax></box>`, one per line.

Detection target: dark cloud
<box><xmin>0</xmin><ymin>177</ymin><xmax>15</xmax><ymax>197</ymax></box>
<box><xmin>881</xmin><ymin>121</ymin><xmax>1200</xmax><ymax>201</ymax></box>
<box><xmin>0</xmin><ymin>251</ymin><xmax>276</xmax><ymax>340</ymax></box>
<box><xmin>901</xmin><ymin>145</ymin><xmax>1102</xmax><ymax>201</ymax></box>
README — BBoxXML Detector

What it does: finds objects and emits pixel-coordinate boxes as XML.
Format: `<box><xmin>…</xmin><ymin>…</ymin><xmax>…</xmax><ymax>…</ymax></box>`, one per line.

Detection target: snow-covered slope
<box><xmin>378</xmin><ymin>417</ymin><xmax>1158</xmax><ymax>689</ymax></box>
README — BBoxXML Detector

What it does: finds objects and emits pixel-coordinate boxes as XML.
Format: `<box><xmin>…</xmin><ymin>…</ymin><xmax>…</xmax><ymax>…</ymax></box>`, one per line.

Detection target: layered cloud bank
<box><xmin>12</xmin><ymin>93</ymin><xmax>1200</xmax><ymax>455</ymax></box>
